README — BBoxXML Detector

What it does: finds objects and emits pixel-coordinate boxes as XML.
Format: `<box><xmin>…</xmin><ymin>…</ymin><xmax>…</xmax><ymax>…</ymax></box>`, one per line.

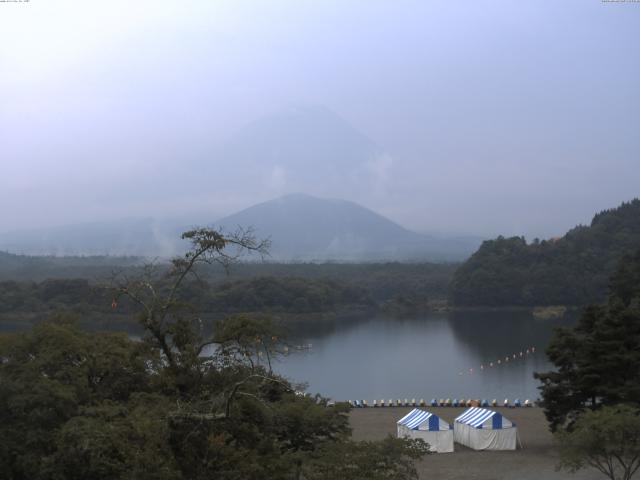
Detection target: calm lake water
<box><xmin>273</xmin><ymin>311</ymin><xmax>577</xmax><ymax>403</ymax></box>
<box><xmin>1</xmin><ymin>309</ymin><xmax>577</xmax><ymax>403</ymax></box>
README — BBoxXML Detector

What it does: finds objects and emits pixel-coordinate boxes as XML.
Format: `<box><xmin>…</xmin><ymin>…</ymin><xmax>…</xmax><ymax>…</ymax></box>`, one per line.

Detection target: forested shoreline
<box><xmin>2</xmin><ymin>199</ymin><xmax>640</xmax><ymax>325</ymax></box>
<box><xmin>450</xmin><ymin>199</ymin><xmax>640</xmax><ymax>307</ymax></box>
<box><xmin>0</xmin><ymin>261</ymin><xmax>456</xmax><ymax>331</ymax></box>
<box><xmin>1</xmin><ymin>203</ymin><xmax>640</xmax><ymax>479</ymax></box>
<box><xmin>0</xmin><ymin>229</ymin><xmax>431</xmax><ymax>479</ymax></box>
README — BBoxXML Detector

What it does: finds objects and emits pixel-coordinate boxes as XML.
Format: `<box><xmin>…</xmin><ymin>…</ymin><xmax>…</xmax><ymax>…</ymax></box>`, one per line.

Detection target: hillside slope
<box><xmin>449</xmin><ymin>199</ymin><xmax>640</xmax><ymax>306</ymax></box>
<box><xmin>216</xmin><ymin>193</ymin><xmax>479</xmax><ymax>261</ymax></box>
<box><xmin>0</xmin><ymin>193</ymin><xmax>481</xmax><ymax>261</ymax></box>
<box><xmin>191</xmin><ymin>106</ymin><xmax>390</xmax><ymax>201</ymax></box>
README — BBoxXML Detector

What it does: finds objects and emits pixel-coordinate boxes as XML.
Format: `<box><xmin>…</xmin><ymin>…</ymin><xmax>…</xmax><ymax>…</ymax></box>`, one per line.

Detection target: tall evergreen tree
<box><xmin>535</xmin><ymin>250</ymin><xmax>640</xmax><ymax>431</ymax></box>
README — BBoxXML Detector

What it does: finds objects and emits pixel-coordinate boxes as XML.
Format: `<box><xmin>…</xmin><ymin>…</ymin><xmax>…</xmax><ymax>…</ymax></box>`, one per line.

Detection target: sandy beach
<box><xmin>350</xmin><ymin>407</ymin><xmax>602</xmax><ymax>480</ymax></box>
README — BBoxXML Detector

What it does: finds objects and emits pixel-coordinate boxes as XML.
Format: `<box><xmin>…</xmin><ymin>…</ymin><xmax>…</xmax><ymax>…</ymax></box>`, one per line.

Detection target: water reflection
<box><xmin>0</xmin><ymin>310</ymin><xmax>578</xmax><ymax>402</ymax></box>
<box><xmin>274</xmin><ymin>312</ymin><xmax>578</xmax><ymax>402</ymax></box>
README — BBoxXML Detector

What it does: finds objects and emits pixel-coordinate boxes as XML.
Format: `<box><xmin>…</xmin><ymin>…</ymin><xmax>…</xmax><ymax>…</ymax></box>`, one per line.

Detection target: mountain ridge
<box><xmin>450</xmin><ymin>198</ymin><xmax>640</xmax><ymax>306</ymax></box>
<box><xmin>215</xmin><ymin>193</ymin><xmax>480</xmax><ymax>261</ymax></box>
<box><xmin>0</xmin><ymin>194</ymin><xmax>481</xmax><ymax>261</ymax></box>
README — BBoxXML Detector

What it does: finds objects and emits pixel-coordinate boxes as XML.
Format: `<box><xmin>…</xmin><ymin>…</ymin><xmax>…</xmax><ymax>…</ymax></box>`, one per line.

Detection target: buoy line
<box><xmin>457</xmin><ymin>346</ymin><xmax>536</xmax><ymax>377</ymax></box>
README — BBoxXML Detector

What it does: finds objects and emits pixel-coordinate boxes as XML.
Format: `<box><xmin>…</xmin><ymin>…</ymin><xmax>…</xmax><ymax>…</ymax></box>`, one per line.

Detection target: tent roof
<box><xmin>455</xmin><ymin>407</ymin><xmax>510</xmax><ymax>428</ymax></box>
<box><xmin>397</xmin><ymin>408</ymin><xmax>440</xmax><ymax>430</ymax></box>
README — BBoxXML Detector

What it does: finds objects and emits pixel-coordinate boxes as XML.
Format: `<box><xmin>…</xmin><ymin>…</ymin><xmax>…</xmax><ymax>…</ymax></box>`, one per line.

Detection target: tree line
<box><xmin>450</xmin><ymin>199</ymin><xmax>640</xmax><ymax>306</ymax></box>
<box><xmin>0</xmin><ymin>262</ymin><xmax>455</xmax><ymax>326</ymax></box>
<box><xmin>535</xmin><ymin>250</ymin><xmax>640</xmax><ymax>480</ymax></box>
<box><xmin>0</xmin><ymin>228</ymin><xmax>429</xmax><ymax>480</ymax></box>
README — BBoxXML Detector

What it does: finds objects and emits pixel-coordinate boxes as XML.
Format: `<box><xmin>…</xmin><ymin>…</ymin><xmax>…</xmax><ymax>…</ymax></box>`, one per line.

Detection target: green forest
<box><xmin>0</xmin><ymin>228</ymin><xmax>433</xmax><ymax>480</ymax></box>
<box><xmin>0</xmin><ymin>260</ymin><xmax>455</xmax><ymax>331</ymax></box>
<box><xmin>450</xmin><ymin>199</ymin><xmax>640</xmax><ymax>307</ymax></box>
<box><xmin>2</xmin><ymin>201</ymin><xmax>640</xmax><ymax>479</ymax></box>
<box><xmin>3</xmin><ymin>199</ymin><xmax>640</xmax><ymax>326</ymax></box>
<box><xmin>534</xmin><ymin>250</ymin><xmax>640</xmax><ymax>480</ymax></box>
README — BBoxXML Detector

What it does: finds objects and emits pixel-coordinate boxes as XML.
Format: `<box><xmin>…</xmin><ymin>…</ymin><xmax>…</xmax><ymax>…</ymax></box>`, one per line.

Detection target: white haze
<box><xmin>1</xmin><ymin>0</ymin><xmax>639</xmax><ymax>240</ymax></box>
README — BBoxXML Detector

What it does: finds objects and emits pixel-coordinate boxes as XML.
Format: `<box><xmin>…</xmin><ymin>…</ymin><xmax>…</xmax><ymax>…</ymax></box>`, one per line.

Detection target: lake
<box><xmin>0</xmin><ymin>309</ymin><xmax>576</xmax><ymax>403</ymax></box>
<box><xmin>272</xmin><ymin>310</ymin><xmax>577</xmax><ymax>403</ymax></box>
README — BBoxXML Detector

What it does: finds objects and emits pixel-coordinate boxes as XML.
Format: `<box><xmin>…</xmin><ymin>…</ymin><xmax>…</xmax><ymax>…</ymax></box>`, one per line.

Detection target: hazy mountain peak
<box><xmin>216</xmin><ymin>194</ymin><xmax>478</xmax><ymax>261</ymax></box>
<box><xmin>230</xmin><ymin>105</ymin><xmax>379</xmax><ymax>153</ymax></box>
<box><xmin>267</xmin><ymin>192</ymin><xmax>364</xmax><ymax>208</ymax></box>
<box><xmin>0</xmin><ymin>193</ymin><xmax>481</xmax><ymax>261</ymax></box>
<box><xmin>193</xmin><ymin>105</ymin><xmax>392</xmax><ymax>202</ymax></box>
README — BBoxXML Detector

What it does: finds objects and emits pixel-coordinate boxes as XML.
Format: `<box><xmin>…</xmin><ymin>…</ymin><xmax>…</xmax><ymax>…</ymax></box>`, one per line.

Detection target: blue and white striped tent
<box><xmin>454</xmin><ymin>407</ymin><xmax>518</xmax><ymax>450</ymax></box>
<box><xmin>397</xmin><ymin>409</ymin><xmax>454</xmax><ymax>453</ymax></box>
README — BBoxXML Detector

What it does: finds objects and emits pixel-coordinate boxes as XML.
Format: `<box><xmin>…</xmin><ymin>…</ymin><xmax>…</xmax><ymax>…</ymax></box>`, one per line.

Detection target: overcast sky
<box><xmin>1</xmin><ymin>0</ymin><xmax>638</xmax><ymax>239</ymax></box>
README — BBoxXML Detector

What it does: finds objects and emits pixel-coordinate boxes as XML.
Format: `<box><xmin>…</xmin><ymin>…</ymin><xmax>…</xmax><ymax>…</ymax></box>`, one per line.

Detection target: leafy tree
<box><xmin>556</xmin><ymin>405</ymin><xmax>640</xmax><ymax>480</ymax></box>
<box><xmin>450</xmin><ymin>199</ymin><xmax>640</xmax><ymax>306</ymax></box>
<box><xmin>0</xmin><ymin>227</ymin><xmax>429</xmax><ymax>479</ymax></box>
<box><xmin>0</xmin><ymin>316</ymin><xmax>164</xmax><ymax>479</ymax></box>
<box><xmin>535</xmin><ymin>251</ymin><xmax>640</xmax><ymax>431</ymax></box>
<box><xmin>302</xmin><ymin>436</ymin><xmax>429</xmax><ymax>480</ymax></box>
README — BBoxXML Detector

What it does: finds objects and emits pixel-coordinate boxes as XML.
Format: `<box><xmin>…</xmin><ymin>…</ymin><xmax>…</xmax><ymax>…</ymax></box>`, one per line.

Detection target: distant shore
<box><xmin>0</xmin><ymin>303</ymin><xmax>580</xmax><ymax>335</ymax></box>
<box><xmin>440</xmin><ymin>304</ymin><xmax>579</xmax><ymax>317</ymax></box>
